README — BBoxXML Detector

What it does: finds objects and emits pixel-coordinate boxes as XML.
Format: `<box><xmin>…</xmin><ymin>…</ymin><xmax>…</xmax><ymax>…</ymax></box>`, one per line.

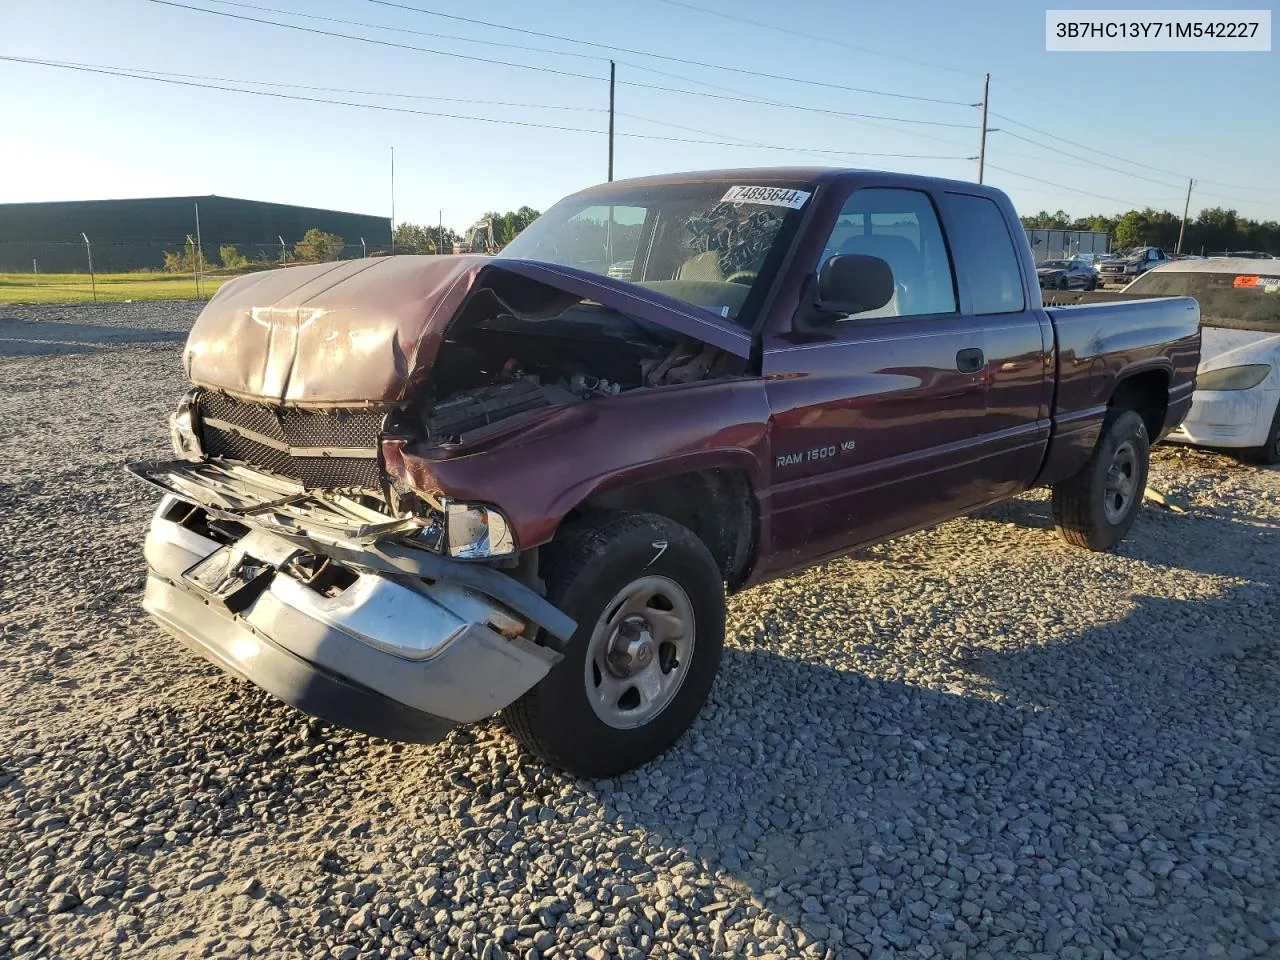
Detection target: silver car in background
<box><xmin>1125</xmin><ymin>259</ymin><xmax>1280</xmax><ymax>463</ymax></box>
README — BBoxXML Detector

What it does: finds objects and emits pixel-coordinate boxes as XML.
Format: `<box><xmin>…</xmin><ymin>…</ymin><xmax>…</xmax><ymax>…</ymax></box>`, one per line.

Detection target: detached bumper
<box><xmin>1166</xmin><ymin>388</ymin><xmax>1276</xmax><ymax>449</ymax></box>
<box><xmin>143</xmin><ymin>496</ymin><xmax>563</xmax><ymax>742</ymax></box>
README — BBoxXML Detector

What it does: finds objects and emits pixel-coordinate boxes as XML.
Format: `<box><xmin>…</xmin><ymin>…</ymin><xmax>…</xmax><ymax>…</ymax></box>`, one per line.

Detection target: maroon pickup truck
<box><xmin>130</xmin><ymin>168</ymin><xmax>1200</xmax><ymax>776</ymax></box>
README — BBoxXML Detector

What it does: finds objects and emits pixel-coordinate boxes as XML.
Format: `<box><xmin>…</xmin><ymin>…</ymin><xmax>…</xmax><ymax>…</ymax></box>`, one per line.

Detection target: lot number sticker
<box><xmin>721</xmin><ymin>185</ymin><xmax>812</xmax><ymax>209</ymax></box>
<box><xmin>1234</xmin><ymin>275</ymin><xmax>1280</xmax><ymax>293</ymax></box>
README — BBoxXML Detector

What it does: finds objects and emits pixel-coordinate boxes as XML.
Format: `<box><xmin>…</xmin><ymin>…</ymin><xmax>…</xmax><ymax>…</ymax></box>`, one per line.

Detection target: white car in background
<box><xmin>1123</xmin><ymin>258</ymin><xmax>1280</xmax><ymax>463</ymax></box>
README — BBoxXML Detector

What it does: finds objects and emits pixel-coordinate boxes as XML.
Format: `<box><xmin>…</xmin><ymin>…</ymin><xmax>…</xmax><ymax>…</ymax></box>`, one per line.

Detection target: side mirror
<box><xmin>814</xmin><ymin>253</ymin><xmax>895</xmax><ymax>317</ymax></box>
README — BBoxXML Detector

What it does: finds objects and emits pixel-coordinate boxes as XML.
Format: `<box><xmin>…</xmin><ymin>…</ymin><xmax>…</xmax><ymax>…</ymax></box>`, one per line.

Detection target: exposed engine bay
<box><xmin>177</xmin><ymin>255</ymin><xmax>750</xmax><ymax>504</ymax></box>
<box><xmin>403</xmin><ymin>290</ymin><xmax>741</xmax><ymax>446</ymax></box>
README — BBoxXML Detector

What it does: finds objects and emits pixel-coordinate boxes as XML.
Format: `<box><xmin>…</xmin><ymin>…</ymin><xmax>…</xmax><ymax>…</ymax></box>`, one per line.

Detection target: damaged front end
<box><xmin>129</xmin><ymin>458</ymin><xmax>575</xmax><ymax>742</ymax></box>
<box><xmin>131</xmin><ymin>256</ymin><xmax>744</xmax><ymax>741</ymax></box>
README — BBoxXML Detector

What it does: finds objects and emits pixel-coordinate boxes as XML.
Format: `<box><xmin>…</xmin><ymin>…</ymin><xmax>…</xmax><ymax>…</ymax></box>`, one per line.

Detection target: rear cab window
<box><xmin>939</xmin><ymin>193</ymin><xmax>1027</xmax><ymax>315</ymax></box>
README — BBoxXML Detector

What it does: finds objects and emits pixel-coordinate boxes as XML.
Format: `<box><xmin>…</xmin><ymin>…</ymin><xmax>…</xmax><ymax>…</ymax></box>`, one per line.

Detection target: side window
<box><xmin>940</xmin><ymin>193</ymin><xmax>1027</xmax><ymax>314</ymax></box>
<box><xmin>817</xmin><ymin>188</ymin><xmax>957</xmax><ymax>320</ymax></box>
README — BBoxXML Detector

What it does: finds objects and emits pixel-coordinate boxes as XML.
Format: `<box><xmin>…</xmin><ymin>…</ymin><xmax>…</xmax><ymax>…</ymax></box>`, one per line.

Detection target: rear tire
<box><xmin>1247</xmin><ymin>401</ymin><xmax>1280</xmax><ymax>465</ymax></box>
<box><xmin>1052</xmin><ymin>409</ymin><xmax>1150</xmax><ymax>551</ymax></box>
<box><xmin>503</xmin><ymin>512</ymin><xmax>725</xmax><ymax>777</ymax></box>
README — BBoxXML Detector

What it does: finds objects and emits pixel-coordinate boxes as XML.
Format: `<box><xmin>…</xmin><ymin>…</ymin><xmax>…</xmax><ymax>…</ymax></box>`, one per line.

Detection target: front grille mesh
<box><xmin>197</xmin><ymin>393</ymin><xmax>384</xmax><ymax>491</ymax></box>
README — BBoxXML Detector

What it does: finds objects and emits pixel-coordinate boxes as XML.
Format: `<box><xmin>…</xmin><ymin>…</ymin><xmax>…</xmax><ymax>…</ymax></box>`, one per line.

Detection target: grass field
<box><xmin>0</xmin><ymin>272</ymin><xmax>230</xmax><ymax>305</ymax></box>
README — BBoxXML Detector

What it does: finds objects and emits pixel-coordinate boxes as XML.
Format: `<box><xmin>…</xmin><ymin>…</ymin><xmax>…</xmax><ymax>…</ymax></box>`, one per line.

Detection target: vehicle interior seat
<box><xmin>833</xmin><ymin>233</ymin><xmax>924</xmax><ymax>317</ymax></box>
<box><xmin>676</xmin><ymin>250</ymin><xmax>724</xmax><ymax>283</ymax></box>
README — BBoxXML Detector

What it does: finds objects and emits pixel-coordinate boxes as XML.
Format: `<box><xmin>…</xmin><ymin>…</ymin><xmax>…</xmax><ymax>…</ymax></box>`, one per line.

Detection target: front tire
<box><xmin>1247</xmin><ymin>401</ymin><xmax>1280</xmax><ymax>465</ymax></box>
<box><xmin>1051</xmin><ymin>409</ymin><xmax>1150</xmax><ymax>551</ymax></box>
<box><xmin>503</xmin><ymin>512</ymin><xmax>725</xmax><ymax>777</ymax></box>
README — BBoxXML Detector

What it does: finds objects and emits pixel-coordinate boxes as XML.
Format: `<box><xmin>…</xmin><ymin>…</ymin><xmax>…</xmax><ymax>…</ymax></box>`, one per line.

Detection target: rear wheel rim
<box><xmin>1104</xmin><ymin>440</ymin><xmax>1139</xmax><ymax>523</ymax></box>
<box><xmin>584</xmin><ymin>575</ymin><xmax>696</xmax><ymax>730</ymax></box>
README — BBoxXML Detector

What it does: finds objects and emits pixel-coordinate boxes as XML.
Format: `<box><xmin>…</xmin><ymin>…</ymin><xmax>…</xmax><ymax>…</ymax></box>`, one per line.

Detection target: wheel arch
<box><xmin>559</xmin><ymin>460</ymin><xmax>760</xmax><ymax>591</ymax></box>
<box><xmin>1109</xmin><ymin>366</ymin><xmax>1170</xmax><ymax>440</ymax></box>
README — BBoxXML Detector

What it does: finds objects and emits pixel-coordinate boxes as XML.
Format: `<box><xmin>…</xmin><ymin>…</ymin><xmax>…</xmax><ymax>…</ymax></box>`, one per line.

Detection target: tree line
<box><xmin>160</xmin><ymin>206</ymin><xmax>545</xmax><ymax>273</ymax></box>
<box><xmin>1020</xmin><ymin>206</ymin><xmax>1280</xmax><ymax>254</ymax></box>
<box><xmin>393</xmin><ymin>206</ymin><xmax>541</xmax><ymax>253</ymax></box>
<box><xmin>162</xmin><ymin>228</ymin><xmax>349</xmax><ymax>272</ymax></box>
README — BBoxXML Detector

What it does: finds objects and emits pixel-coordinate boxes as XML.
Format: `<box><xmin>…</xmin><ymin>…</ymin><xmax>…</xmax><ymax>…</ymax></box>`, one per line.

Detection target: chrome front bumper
<box><xmin>142</xmin><ymin>493</ymin><xmax>564</xmax><ymax>741</ymax></box>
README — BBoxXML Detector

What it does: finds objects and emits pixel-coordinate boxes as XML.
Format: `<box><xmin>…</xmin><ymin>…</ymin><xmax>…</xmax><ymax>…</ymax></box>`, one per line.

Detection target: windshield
<box><xmin>1126</xmin><ymin>270</ymin><xmax>1280</xmax><ymax>332</ymax></box>
<box><xmin>1040</xmin><ymin>260</ymin><xmax>1070</xmax><ymax>269</ymax></box>
<box><xmin>498</xmin><ymin>180</ymin><xmax>812</xmax><ymax>326</ymax></box>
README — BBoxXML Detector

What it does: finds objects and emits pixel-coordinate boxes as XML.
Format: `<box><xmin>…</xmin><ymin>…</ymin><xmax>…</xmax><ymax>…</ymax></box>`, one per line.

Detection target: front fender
<box><xmin>397</xmin><ymin>379</ymin><xmax>773</xmax><ymax>549</ymax></box>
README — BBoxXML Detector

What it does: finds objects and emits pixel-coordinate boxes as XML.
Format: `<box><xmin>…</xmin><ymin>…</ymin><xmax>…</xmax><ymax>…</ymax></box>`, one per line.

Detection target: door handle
<box><xmin>956</xmin><ymin>347</ymin><xmax>985</xmax><ymax>374</ymax></box>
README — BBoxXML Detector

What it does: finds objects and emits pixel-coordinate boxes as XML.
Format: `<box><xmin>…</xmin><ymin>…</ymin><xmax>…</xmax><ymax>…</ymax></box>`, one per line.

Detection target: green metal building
<box><xmin>0</xmin><ymin>195</ymin><xmax>391</xmax><ymax>272</ymax></box>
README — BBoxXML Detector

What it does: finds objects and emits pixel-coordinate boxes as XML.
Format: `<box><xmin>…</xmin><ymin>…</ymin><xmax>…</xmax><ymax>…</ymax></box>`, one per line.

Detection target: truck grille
<box><xmin>196</xmin><ymin>392</ymin><xmax>384</xmax><ymax>491</ymax></box>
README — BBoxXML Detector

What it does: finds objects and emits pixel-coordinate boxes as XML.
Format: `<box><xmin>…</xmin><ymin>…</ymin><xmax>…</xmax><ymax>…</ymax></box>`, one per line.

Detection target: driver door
<box><xmin>757</xmin><ymin>186</ymin><xmax>994</xmax><ymax>577</ymax></box>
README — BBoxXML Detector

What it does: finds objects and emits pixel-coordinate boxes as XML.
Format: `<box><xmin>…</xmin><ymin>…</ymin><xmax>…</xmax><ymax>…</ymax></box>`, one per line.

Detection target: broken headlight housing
<box><xmin>168</xmin><ymin>389</ymin><xmax>204</xmax><ymax>461</ymax></box>
<box><xmin>416</xmin><ymin>499</ymin><xmax>516</xmax><ymax>561</ymax></box>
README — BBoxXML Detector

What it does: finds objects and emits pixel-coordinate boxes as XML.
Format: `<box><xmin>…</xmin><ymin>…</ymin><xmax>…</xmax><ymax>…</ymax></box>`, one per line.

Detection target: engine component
<box><xmin>426</xmin><ymin>378</ymin><xmax>549</xmax><ymax>441</ymax></box>
<box><xmin>568</xmin><ymin>372</ymin><xmax>621</xmax><ymax>398</ymax></box>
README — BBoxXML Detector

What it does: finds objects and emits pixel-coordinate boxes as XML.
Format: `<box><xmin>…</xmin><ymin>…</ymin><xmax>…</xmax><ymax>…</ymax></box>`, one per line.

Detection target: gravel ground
<box><xmin>2</xmin><ymin>301</ymin><xmax>1278</xmax><ymax>960</ymax></box>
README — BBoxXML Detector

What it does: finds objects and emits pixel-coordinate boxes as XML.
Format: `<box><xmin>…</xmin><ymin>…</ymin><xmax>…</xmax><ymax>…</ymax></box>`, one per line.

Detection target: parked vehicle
<box><xmin>1097</xmin><ymin>246</ymin><xmax>1170</xmax><ymax>286</ymax></box>
<box><xmin>130</xmin><ymin>168</ymin><xmax>1200</xmax><ymax>776</ymax></box>
<box><xmin>1125</xmin><ymin>260</ymin><xmax>1280</xmax><ymax>462</ymax></box>
<box><xmin>1037</xmin><ymin>257</ymin><xmax>1097</xmax><ymax>290</ymax></box>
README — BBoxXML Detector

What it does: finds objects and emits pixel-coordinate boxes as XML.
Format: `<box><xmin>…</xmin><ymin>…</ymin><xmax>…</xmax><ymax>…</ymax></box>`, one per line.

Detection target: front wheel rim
<box><xmin>583</xmin><ymin>575</ymin><xmax>696</xmax><ymax>730</ymax></box>
<box><xmin>1104</xmin><ymin>439</ymin><xmax>1139</xmax><ymax>523</ymax></box>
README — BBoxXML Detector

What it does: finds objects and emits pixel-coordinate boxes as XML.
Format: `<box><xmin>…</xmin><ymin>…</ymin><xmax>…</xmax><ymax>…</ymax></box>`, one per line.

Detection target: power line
<box><xmin>984</xmin><ymin>163</ymin><xmax>1181</xmax><ymax>209</ymax></box>
<box><xmin>987</xmin><ymin>79</ymin><xmax>1230</xmax><ymax>166</ymax></box>
<box><xmin>993</xmin><ymin>129</ymin><xmax>1185</xmax><ymax>190</ymax></box>
<box><xmin>12</xmin><ymin>55</ymin><xmax>607</xmax><ymax>112</ymax></box>
<box><xmin>358</xmin><ymin>0</ymin><xmax>976</xmax><ymax>106</ymax></box>
<box><xmin>990</xmin><ymin>109</ymin><xmax>1280</xmax><ymax>203</ymax></box>
<box><xmin>620</xmin><ymin>110</ymin><xmax>976</xmax><ymax>163</ymax></box>
<box><xmin>0</xmin><ymin>56</ymin><xmax>974</xmax><ymax>161</ymax></box>
<box><xmin>140</xmin><ymin>0</ymin><xmax>981</xmax><ymax>130</ymax></box>
<box><xmin>652</xmin><ymin>0</ymin><xmax>976</xmax><ymax>78</ymax></box>
<box><xmin>989</xmin><ymin>111</ymin><xmax>1190</xmax><ymax>180</ymax></box>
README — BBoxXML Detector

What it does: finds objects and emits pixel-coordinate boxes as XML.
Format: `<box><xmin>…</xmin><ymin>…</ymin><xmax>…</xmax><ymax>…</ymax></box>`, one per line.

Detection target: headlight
<box><xmin>417</xmin><ymin>499</ymin><xmax>515</xmax><ymax>560</ymax></box>
<box><xmin>1197</xmin><ymin>364</ymin><xmax>1271</xmax><ymax>391</ymax></box>
<box><xmin>168</xmin><ymin>390</ymin><xmax>203</xmax><ymax>461</ymax></box>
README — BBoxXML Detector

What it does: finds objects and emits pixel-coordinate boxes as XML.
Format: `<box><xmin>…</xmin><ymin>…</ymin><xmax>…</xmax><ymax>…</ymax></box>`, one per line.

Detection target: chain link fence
<box><xmin>1</xmin><ymin>238</ymin><xmax>385</xmax><ymax>275</ymax></box>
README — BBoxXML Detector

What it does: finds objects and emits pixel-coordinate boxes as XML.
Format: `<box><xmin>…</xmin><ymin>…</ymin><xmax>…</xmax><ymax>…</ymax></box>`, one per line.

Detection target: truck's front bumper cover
<box><xmin>145</xmin><ymin>568</ymin><xmax>455</xmax><ymax>742</ymax></box>
<box><xmin>141</xmin><ymin>492</ymin><xmax>565</xmax><ymax>743</ymax></box>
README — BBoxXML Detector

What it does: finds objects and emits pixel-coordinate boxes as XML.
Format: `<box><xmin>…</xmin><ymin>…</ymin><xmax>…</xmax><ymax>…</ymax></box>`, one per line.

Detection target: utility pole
<box><xmin>193</xmin><ymin>201</ymin><xmax>204</xmax><ymax>298</ymax></box>
<box><xmin>81</xmin><ymin>232</ymin><xmax>97</xmax><ymax>302</ymax></box>
<box><xmin>390</xmin><ymin>146</ymin><xmax>396</xmax><ymax>254</ymax></box>
<box><xmin>439</xmin><ymin>209</ymin><xmax>444</xmax><ymax>254</ymax></box>
<box><xmin>1176</xmin><ymin>178</ymin><xmax>1195</xmax><ymax>255</ymax></box>
<box><xmin>608</xmin><ymin>61</ymin><xmax>616</xmax><ymax>182</ymax></box>
<box><xmin>186</xmin><ymin>235</ymin><xmax>198</xmax><ymax>296</ymax></box>
<box><xmin>977</xmin><ymin>72</ymin><xmax>990</xmax><ymax>184</ymax></box>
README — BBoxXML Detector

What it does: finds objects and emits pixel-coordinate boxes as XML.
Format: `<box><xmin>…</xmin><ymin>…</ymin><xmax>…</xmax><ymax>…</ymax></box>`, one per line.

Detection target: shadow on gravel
<box><xmin>594</xmin><ymin>570</ymin><xmax>1279</xmax><ymax>956</ymax></box>
<box><xmin>585</xmin><ymin>493</ymin><xmax>1279</xmax><ymax>955</ymax></box>
<box><xmin>974</xmin><ymin>492</ymin><xmax>1278</xmax><ymax>581</ymax></box>
<box><xmin>0</xmin><ymin>319</ymin><xmax>185</xmax><ymax>356</ymax></box>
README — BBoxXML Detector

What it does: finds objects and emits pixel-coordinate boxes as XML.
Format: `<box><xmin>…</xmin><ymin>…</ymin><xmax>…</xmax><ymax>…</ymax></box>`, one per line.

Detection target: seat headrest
<box><xmin>839</xmin><ymin>235</ymin><xmax>921</xmax><ymax>276</ymax></box>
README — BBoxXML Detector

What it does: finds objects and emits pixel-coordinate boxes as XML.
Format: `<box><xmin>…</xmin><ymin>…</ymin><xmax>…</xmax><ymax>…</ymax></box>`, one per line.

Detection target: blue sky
<box><xmin>2</xmin><ymin>0</ymin><xmax>1277</xmax><ymax>230</ymax></box>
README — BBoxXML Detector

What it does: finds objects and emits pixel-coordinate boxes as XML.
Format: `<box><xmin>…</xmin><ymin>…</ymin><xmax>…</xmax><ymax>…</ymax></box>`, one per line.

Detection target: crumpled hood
<box><xmin>183</xmin><ymin>255</ymin><xmax>750</xmax><ymax>406</ymax></box>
